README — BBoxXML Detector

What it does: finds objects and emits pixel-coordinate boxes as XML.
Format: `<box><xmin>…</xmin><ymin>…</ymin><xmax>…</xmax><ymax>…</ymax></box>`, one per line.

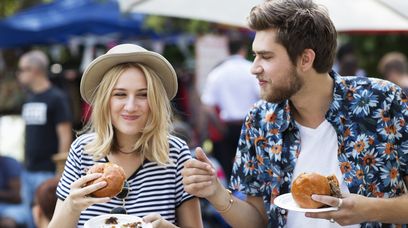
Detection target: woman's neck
<box><xmin>114</xmin><ymin>132</ymin><xmax>141</xmax><ymax>153</ymax></box>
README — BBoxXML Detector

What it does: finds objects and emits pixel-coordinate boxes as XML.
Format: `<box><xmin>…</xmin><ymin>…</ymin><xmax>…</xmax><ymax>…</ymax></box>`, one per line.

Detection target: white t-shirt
<box><xmin>201</xmin><ymin>55</ymin><xmax>259</xmax><ymax>121</ymax></box>
<box><xmin>287</xmin><ymin>120</ymin><xmax>360</xmax><ymax>228</ymax></box>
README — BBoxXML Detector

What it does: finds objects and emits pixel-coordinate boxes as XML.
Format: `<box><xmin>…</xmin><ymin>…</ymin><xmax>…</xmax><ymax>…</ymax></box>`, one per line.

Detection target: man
<box><xmin>335</xmin><ymin>43</ymin><xmax>366</xmax><ymax>77</ymax></box>
<box><xmin>182</xmin><ymin>0</ymin><xmax>408</xmax><ymax>227</ymax></box>
<box><xmin>17</xmin><ymin>50</ymin><xmax>72</xmax><ymax>228</ymax></box>
<box><xmin>378</xmin><ymin>52</ymin><xmax>408</xmax><ymax>94</ymax></box>
<box><xmin>201</xmin><ymin>36</ymin><xmax>259</xmax><ymax>180</ymax></box>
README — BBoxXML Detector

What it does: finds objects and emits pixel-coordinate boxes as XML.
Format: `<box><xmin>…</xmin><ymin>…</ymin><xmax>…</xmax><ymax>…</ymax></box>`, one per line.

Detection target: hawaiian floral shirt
<box><xmin>230</xmin><ymin>71</ymin><xmax>408</xmax><ymax>228</ymax></box>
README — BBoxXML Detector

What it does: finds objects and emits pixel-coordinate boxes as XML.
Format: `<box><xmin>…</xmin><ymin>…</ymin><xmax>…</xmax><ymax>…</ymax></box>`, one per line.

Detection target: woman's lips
<box><xmin>121</xmin><ymin>115</ymin><xmax>140</xmax><ymax>121</ymax></box>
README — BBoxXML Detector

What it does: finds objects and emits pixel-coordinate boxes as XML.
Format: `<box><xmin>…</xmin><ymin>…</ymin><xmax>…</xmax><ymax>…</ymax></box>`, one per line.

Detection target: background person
<box><xmin>201</xmin><ymin>35</ymin><xmax>259</xmax><ymax>181</ymax></box>
<box><xmin>16</xmin><ymin>50</ymin><xmax>72</xmax><ymax>228</ymax></box>
<box><xmin>32</xmin><ymin>177</ymin><xmax>59</xmax><ymax>228</ymax></box>
<box><xmin>0</xmin><ymin>155</ymin><xmax>27</xmax><ymax>228</ymax></box>
<box><xmin>334</xmin><ymin>42</ymin><xmax>366</xmax><ymax>77</ymax></box>
<box><xmin>378</xmin><ymin>51</ymin><xmax>408</xmax><ymax>94</ymax></box>
<box><xmin>182</xmin><ymin>0</ymin><xmax>408</xmax><ymax>227</ymax></box>
<box><xmin>49</xmin><ymin>44</ymin><xmax>202</xmax><ymax>228</ymax></box>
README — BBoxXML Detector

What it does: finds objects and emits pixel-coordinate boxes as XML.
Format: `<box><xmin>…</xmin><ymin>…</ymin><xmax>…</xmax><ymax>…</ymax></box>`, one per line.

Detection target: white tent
<box><xmin>119</xmin><ymin>0</ymin><xmax>408</xmax><ymax>32</ymax></box>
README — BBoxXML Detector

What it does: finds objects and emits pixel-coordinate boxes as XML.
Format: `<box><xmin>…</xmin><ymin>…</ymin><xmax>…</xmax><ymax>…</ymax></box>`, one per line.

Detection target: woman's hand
<box><xmin>305</xmin><ymin>193</ymin><xmax>374</xmax><ymax>226</ymax></box>
<box><xmin>181</xmin><ymin>147</ymin><xmax>219</xmax><ymax>199</ymax></box>
<box><xmin>143</xmin><ymin>213</ymin><xmax>178</xmax><ymax>228</ymax></box>
<box><xmin>64</xmin><ymin>173</ymin><xmax>111</xmax><ymax>214</ymax></box>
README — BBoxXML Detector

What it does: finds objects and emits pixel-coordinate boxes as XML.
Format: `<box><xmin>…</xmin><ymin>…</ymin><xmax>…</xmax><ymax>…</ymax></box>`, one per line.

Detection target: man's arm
<box><xmin>207</xmin><ymin>185</ymin><xmax>268</xmax><ymax>228</ymax></box>
<box><xmin>56</xmin><ymin>122</ymin><xmax>72</xmax><ymax>154</ymax></box>
<box><xmin>182</xmin><ymin>148</ymin><xmax>268</xmax><ymax>228</ymax></box>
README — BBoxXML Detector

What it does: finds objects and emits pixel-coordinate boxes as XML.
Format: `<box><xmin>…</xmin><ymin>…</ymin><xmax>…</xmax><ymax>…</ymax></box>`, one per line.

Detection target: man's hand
<box><xmin>182</xmin><ymin>147</ymin><xmax>220</xmax><ymax>198</ymax></box>
<box><xmin>305</xmin><ymin>193</ymin><xmax>373</xmax><ymax>226</ymax></box>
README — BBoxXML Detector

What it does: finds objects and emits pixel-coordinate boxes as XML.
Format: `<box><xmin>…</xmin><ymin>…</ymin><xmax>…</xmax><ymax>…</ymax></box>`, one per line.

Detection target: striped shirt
<box><xmin>56</xmin><ymin>133</ymin><xmax>194</xmax><ymax>227</ymax></box>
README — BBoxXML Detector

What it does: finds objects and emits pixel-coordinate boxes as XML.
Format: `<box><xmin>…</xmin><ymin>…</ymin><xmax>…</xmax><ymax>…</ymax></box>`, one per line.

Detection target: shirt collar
<box><xmin>279</xmin><ymin>70</ymin><xmax>343</xmax><ymax>132</ymax></box>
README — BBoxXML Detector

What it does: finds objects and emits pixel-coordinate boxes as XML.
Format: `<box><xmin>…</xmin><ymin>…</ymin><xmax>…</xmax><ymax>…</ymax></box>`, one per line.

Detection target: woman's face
<box><xmin>110</xmin><ymin>67</ymin><xmax>150</xmax><ymax>138</ymax></box>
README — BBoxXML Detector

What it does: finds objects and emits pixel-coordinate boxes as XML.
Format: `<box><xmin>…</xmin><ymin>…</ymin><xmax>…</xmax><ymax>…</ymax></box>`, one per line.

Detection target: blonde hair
<box><xmin>82</xmin><ymin>63</ymin><xmax>173</xmax><ymax>165</ymax></box>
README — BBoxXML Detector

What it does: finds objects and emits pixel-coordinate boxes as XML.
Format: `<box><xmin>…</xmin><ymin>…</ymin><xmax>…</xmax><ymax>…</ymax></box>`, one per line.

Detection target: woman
<box><xmin>49</xmin><ymin>44</ymin><xmax>202</xmax><ymax>228</ymax></box>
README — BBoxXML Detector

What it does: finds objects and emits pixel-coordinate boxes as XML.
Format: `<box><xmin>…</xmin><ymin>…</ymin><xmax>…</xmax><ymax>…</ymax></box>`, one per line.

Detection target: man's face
<box><xmin>17</xmin><ymin>56</ymin><xmax>37</xmax><ymax>88</ymax></box>
<box><xmin>251</xmin><ymin>29</ymin><xmax>302</xmax><ymax>103</ymax></box>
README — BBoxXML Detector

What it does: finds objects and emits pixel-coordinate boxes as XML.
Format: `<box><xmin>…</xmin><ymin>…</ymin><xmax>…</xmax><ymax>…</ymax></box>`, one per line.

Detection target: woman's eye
<box><xmin>138</xmin><ymin>93</ymin><xmax>147</xmax><ymax>97</ymax></box>
<box><xmin>113</xmin><ymin>93</ymin><xmax>126</xmax><ymax>97</ymax></box>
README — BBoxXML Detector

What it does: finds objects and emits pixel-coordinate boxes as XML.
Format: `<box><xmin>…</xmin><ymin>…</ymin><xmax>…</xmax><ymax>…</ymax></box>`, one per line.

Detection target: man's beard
<box><xmin>261</xmin><ymin>66</ymin><xmax>302</xmax><ymax>103</ymax></box>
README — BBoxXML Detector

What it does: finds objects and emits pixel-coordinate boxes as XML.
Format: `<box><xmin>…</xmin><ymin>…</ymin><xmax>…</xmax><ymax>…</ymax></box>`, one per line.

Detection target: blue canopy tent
<box><xmin>0</xmin><ymin>0</ymin><xmax>155</xmax><ymax>48</ymax></box>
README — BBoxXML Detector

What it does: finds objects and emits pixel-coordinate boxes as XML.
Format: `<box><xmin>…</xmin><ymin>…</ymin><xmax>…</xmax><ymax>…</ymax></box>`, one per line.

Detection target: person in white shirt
<box><xmin>201</xmin><ymin>36</ymin><xmax>260</xmax><ymax>181</ymax></box>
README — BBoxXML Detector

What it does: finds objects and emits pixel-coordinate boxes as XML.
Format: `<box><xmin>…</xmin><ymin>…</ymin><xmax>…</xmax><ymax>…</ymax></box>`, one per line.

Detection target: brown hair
<box><xmin>248</xmin><ymin>0</ymin><xmax>337</xmax><ymax>73</ymax></box>
<box><xmin>34</xmin><ymin>177</ymin><xmax>59</xmax><ymax>220</ymax></box>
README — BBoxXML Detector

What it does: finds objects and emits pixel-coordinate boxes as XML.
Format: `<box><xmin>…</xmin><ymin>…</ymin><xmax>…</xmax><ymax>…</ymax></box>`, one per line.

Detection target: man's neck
<box><xmin>290</xmin><ymin>72</ymin><xmax>334</xmax><ymax>129</ymax></box>
<box><xmin>31</xmin><ymin>76</ymin><xmax>51</xmax><ymax>94</ymax></box>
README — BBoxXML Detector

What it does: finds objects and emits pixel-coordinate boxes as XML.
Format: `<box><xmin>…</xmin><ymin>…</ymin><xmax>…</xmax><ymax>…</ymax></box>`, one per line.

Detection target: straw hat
<box><xmin>80</xmin><ymin>44</ymin><xmax>178</xmax><ymax>104</ymax></box>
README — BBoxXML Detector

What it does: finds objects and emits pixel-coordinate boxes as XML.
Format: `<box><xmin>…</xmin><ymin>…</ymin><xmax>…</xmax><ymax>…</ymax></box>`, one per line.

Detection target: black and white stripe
<box><xmin>56</xmin><ymin>133</ymin><xmax>194</xmax><ymax>227</ymax></box>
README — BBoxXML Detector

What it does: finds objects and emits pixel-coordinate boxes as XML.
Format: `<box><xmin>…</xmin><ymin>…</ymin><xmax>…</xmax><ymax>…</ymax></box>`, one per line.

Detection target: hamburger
<box><xmin>85</xmin><ymin>163</ymin><xmax>126</xmax><ymax>198</ymax></box>
<box><xmin>291</xmin><ymin>172</ymin><xmax>342</xmax><ymax>208</ymax></box>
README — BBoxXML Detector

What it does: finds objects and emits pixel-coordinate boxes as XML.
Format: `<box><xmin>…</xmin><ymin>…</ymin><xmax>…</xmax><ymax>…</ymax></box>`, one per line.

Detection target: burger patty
<box><xmin>327</xmin><ymin>175</ymin><xmax>342</xmax><ymax>198</ymax></box>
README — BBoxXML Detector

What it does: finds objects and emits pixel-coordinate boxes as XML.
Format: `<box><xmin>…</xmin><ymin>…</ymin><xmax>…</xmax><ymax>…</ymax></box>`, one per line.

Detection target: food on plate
<box><xmin>121</xmin><ymin>222</ymin><xmax>143</xmax><ymax>228</ymax></box>
<box><xmin>103</xmin><ymin>216</ymin><xmax>143</xmax><ymax>228</ymax></box>
<box><xmin>291</xmin><ymin>172</ymin><xmax>342</xmax><ymax>208</ymax></box>
<box><xmin>85</xmin><ymin>163</ymin><xmax>126</xmax><ymax>197</ymax></box>
<box><xmin>105</xmin><ymin>216</ymin><xmax>119</xmax><ymax>224</ymax></box>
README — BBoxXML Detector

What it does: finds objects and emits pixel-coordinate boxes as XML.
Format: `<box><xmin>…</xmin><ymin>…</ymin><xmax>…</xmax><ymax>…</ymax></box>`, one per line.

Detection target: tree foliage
<box><xmin>340</xmin><ymin>34</ymin><xmax>408</xmax><ymax>77</ymax></box>
<box><xmin>0</xmin><ymin>0</ymin><xmax>50</xmax><ymax>18</ymax></box>
<box><xmin>145</xmin><ymin>15</ymin><xmax>212</xmax><ymax>35</ymax></box>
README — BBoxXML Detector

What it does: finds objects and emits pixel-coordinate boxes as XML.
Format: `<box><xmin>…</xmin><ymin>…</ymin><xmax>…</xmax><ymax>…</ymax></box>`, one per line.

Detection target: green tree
<box><xmin>340</xmin><ymin>34</ymin><xmax>408</xmax><ymax>77</ymax></box>
<box><xmin>0</xmin><ymin>0</ymin><xmax>50</xmax><ymax>18</ymax></box>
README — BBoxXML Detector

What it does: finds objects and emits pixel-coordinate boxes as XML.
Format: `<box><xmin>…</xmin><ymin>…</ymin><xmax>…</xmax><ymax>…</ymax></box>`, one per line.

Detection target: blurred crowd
<box><xmin>0</xmin><ymin>34</ymin><xmax>408</xmax><ymax>228</ymax></box>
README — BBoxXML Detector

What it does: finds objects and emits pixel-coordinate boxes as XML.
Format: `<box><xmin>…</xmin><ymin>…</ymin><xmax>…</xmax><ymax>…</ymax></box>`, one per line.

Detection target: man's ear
<box><xmin>298</xmin><ymin>49</ymin><xmax>316</xmax><ymax>72</ymax></box>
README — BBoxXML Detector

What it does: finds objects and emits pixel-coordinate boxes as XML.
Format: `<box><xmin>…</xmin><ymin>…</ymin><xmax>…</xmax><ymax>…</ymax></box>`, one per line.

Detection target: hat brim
<box><xmin>80</xmin><ymin>51</ymin><xmax>178</xmax><ymax>104</ymax></box>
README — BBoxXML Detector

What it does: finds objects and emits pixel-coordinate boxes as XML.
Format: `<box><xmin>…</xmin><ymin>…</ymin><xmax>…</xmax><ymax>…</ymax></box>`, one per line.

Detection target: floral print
<box><xmin>230</xmin><ymin>72</ymin><xmax>408</xmax><ymax>228</ymax></box>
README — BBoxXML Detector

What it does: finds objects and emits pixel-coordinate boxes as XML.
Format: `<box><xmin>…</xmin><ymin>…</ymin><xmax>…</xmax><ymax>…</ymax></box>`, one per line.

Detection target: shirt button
<box><xmin>280</xmin><ymin>209</ymin><xmax>287</xmax><ymax>214</ymax></box>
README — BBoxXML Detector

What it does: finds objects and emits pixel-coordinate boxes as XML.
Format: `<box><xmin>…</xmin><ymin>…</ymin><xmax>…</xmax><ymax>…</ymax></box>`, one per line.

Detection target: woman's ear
<box><xmin>298</xmin><ymin>49</ymin><xmax>316</xmax><ymax>72</ymax></box>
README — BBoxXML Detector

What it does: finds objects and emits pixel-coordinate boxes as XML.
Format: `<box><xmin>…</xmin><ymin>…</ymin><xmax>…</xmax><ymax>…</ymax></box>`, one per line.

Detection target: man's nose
<box><xmin>251</xmin><ymin>63</ymin><xmax>263</xmax><ymax>75</ymax></box>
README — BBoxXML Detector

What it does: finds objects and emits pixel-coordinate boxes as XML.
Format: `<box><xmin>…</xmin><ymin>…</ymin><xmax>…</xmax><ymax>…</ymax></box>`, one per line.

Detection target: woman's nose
<box><xmin>124</xmin><ymin>97</ymin><xmax>137</xmax><ymax>112</ymax></box>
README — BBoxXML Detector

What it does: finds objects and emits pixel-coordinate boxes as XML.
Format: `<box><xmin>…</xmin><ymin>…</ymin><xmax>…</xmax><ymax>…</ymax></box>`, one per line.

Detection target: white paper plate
<box><xmin>84</xmin><ymin>214</ymin><xmax>152</xmax><ymax>228</ymax></box>
<box><xmin>274</xmin><ymin>193</ymin><xmax>338</xmax><ymax>213</ymax></box>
